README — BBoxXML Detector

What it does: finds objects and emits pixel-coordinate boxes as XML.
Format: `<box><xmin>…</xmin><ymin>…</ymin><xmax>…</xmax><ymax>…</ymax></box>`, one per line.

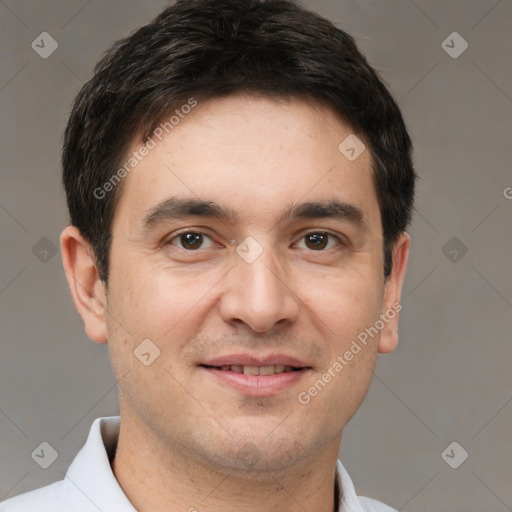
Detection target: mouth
<box><xmin>198</xmin><ymin>356</ymin><xmax>312</xmax><ymax>396</ymax></box>
<box><xmin>199</xmin><ymin>364</ymin><xmax>304</xmax><ymax>375</ymax></box>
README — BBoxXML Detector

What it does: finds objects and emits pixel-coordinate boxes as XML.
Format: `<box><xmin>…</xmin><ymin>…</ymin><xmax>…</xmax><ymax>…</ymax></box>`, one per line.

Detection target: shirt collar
<box><xmin>63</xmin><ymin>416</ymin><xmax>135</xmax><ymax>511</ymax></box>
<box><xmin>64</xmin><ymin>416</ymin><xmax>365</xmax><ymax>512</ymax></box>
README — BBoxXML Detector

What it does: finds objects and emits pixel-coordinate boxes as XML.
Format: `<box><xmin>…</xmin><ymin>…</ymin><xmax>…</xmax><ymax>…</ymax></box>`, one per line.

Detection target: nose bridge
<box><xmin>219</xmin><ymin>236</ymin><xmax>299</xmax><ymax>332</ymax></box>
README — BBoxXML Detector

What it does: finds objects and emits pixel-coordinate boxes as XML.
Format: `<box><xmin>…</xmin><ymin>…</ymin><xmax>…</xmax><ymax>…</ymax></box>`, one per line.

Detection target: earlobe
<box><xmin>60</xmin><ymin>226</ymin><xmax>108</xmax><ymax>344</ymax></box>
<box><xmin>378</xmin><ymin>232</ymin><xmax>410</xmax><ymax>354</ymax></box>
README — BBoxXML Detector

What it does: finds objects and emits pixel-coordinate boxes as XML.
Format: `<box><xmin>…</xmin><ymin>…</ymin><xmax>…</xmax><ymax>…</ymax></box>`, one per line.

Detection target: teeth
<box><xmin>217</xmin><ymin>364</ymin><xmax>297</xmax><ymax>375</ymax></box>
<box><xmin>243</xmin><ymin>365</ymin><xmax>259</xmax><ymax>375</ymax></box>
<box><xmin>259</xmin><ymin>365</ymin><xmax>275</xmax><ymax>375</ymax></box>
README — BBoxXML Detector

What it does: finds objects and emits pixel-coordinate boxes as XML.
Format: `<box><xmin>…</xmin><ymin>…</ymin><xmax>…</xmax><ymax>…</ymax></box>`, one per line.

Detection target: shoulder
<box><xmin>0</xmin><ymin>415</ymin><xmax>123</xmax><ymax>512</ymax></box>
<box><xmin>358</xmin><ymin>496</ymin><xmax>398</xmax><ymax>512</ymax></box>
<box><xmin>0</xmin><ymin>481</ymin><xmax>64</xmax><ymax>512</ymax></box>
<box><xmin>336</xmin><ymin>459</ymin><xmax>397</xmax><ymax>512</ymax></box>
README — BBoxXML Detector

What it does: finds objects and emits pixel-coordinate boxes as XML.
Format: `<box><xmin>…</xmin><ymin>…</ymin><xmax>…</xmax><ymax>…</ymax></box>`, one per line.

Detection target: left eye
<box><xmin>295</xmin><ymin>232</ymin><xmax>341</xmax><ymax>251</ymax></box>
<box><xmin>169</xmin><ymin>232</ymin><xmax>215</xmax><ymax>250</ymax></box>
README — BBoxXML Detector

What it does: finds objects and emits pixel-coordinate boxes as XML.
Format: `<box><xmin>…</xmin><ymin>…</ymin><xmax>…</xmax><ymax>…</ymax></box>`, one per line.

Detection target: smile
<box><xmin>200</xmin><ymin>364</ymin><xmax>302</xmax><ymax>375</ymax></box>
<box><xmin>198</xmin><ymin>359</ymin><xmax>311</xmax><ymax>396</ymax></box>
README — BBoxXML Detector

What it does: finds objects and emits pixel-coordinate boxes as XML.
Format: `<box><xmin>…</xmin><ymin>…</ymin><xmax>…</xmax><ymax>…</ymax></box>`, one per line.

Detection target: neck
<box><xmin>111</xmin><ymin>412</ymin><xmax>341</xmax><ymax>512</ymax></box>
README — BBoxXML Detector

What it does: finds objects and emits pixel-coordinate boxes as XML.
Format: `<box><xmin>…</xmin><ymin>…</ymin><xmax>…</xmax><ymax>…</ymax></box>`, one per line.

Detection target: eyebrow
<box><xmin>142</xmin><ymin>197</ymin><xmax>365</xmax><ymax>231</ymax></box>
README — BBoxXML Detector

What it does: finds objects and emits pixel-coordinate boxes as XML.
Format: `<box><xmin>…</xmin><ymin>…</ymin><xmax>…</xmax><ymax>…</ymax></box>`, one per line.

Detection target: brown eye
<box><xmin>180</xmin><ymin>232</ymin><xmax>203</xmax><ymax>250</ymax></box>
<box><xmin>168</xmin><ymin>232</ymin><xmax>214</xmax><ymax>250</ymax></box>
<box><xmin>295</xmin><ymin>232</ymin><xmax>342</xmax><ymax>251</ymax></box>
<box><xmin>304</xmin><ymin>232</ymin><xmax>329</xmax><ymax>250</ymax></box>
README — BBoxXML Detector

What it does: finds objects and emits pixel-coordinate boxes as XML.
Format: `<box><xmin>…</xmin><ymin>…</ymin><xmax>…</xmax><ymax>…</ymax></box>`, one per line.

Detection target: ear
<box><xmin>60</xmin><ymin>226</ymin><xmax>108</xmax><ymax>344</ymax></box>
<box><xmin>378</xmin><ymin>232</ymin><xmax>410</xmax><ymax>354</ymax></box>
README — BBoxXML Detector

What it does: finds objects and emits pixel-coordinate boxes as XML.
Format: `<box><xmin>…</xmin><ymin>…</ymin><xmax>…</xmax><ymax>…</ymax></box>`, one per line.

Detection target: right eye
<box><xmin>166</xmin><ymin>231</ymin><xmax>216</xmax><ymax>251</ymax></box>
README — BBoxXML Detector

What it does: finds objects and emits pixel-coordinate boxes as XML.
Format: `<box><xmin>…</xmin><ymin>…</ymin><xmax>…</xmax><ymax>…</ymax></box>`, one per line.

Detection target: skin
<box><xmin>61</xmin><ymin>94</ymin><xmax>409</xmax><ymax>512</ymax></box>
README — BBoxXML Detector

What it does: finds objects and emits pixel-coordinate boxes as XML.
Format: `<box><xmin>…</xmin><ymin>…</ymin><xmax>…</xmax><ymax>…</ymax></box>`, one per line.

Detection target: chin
<box><xmin>193</xmin><ymin>425</ymin><xmax>320</xmax><ymax>477</ymax></box>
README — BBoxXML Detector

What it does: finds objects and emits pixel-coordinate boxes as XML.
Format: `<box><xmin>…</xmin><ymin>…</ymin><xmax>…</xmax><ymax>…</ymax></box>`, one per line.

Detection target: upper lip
<box><xmin>200</xmin><ymin>353</ymin><xmax>310</xmax><ymax>368</ymax></box>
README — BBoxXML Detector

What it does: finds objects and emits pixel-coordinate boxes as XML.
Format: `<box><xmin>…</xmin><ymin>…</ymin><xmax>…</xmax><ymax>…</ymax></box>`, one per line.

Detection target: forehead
<box><xmin>111</xmin><ymin>94</ymin><xmax>380</xmax><ymax>231</ymax></box>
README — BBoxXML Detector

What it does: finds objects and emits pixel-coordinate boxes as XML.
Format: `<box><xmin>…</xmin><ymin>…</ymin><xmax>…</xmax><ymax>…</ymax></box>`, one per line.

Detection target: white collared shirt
<box><xmin>0</xmin><ymin>416</ymin><xmax>396</xmax><ymax>512</ymax></box>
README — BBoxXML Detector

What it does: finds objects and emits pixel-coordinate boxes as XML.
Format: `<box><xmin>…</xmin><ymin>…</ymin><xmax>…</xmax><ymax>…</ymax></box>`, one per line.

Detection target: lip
<box><xmin>198</xmin><ymin>353</ymin><xmax>312</xmax><ymax>397</ymax></box>
<box><xmin>201</xmin><ymin>353</ymin><xmax>309</xmax><ymax>368</ymax></box>
<box><xmin>199</xmin><ymin>365</ymin><xmax>311</xmax><ymax>396</ymax></box>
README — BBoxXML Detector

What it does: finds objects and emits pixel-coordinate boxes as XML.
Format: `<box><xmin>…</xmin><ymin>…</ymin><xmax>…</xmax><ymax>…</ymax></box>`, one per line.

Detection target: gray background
<box><xmin>0</xmin><ymin>0</ymin><xmax>511</xmax><ymax>510</ymax></box>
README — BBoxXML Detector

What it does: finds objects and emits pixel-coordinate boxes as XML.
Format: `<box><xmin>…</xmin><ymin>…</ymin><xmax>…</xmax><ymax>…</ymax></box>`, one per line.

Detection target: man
<box><xmin>1</xmin><ymin>0</ymin><xmax>414</xmax><ymax>510</ymax></box>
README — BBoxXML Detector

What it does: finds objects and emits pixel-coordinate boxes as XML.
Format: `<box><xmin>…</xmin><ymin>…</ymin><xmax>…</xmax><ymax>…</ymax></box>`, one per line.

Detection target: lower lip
<box><xmin>199</xmin><ymin>366</ymin><xmax>310</xmax><ymax>396</ymax></box>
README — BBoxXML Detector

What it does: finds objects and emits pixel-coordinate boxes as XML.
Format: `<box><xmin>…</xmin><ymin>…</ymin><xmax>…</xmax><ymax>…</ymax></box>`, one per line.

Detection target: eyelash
<box><xmin>165</xmin><ymin>230</ymin><xmax>345</xmax><ymax>252</ymax></box>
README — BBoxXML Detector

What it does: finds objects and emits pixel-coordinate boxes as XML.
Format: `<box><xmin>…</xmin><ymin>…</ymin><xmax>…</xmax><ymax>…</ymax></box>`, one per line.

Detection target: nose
<box><xmin>219</xmin><ymin>241</ymin><xmax>300</xmax><ymax>333</ymax></box>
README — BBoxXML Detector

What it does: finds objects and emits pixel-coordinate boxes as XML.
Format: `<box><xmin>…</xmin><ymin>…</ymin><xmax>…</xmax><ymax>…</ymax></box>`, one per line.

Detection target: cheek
<box><xmin>300</xmin><ymin>266</ymin><xmax>383</xmax><ymax>337</ymax></box>
<box><xmin>309</xmin><ymin>279</ymin><xmax>380</xmax><ymax>404</ymax></box>
<box><xmin>108</xmin><ymin>261</ymin><xmax>218</xmax><ymax>346</ymax></box>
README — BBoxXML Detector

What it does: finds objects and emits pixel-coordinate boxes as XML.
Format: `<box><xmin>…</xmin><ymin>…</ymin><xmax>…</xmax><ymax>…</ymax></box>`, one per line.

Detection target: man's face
<box><xmin>100</xmin><ymin>95</ymin><xmax>406</xmax><ymax>474</ymax></box>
